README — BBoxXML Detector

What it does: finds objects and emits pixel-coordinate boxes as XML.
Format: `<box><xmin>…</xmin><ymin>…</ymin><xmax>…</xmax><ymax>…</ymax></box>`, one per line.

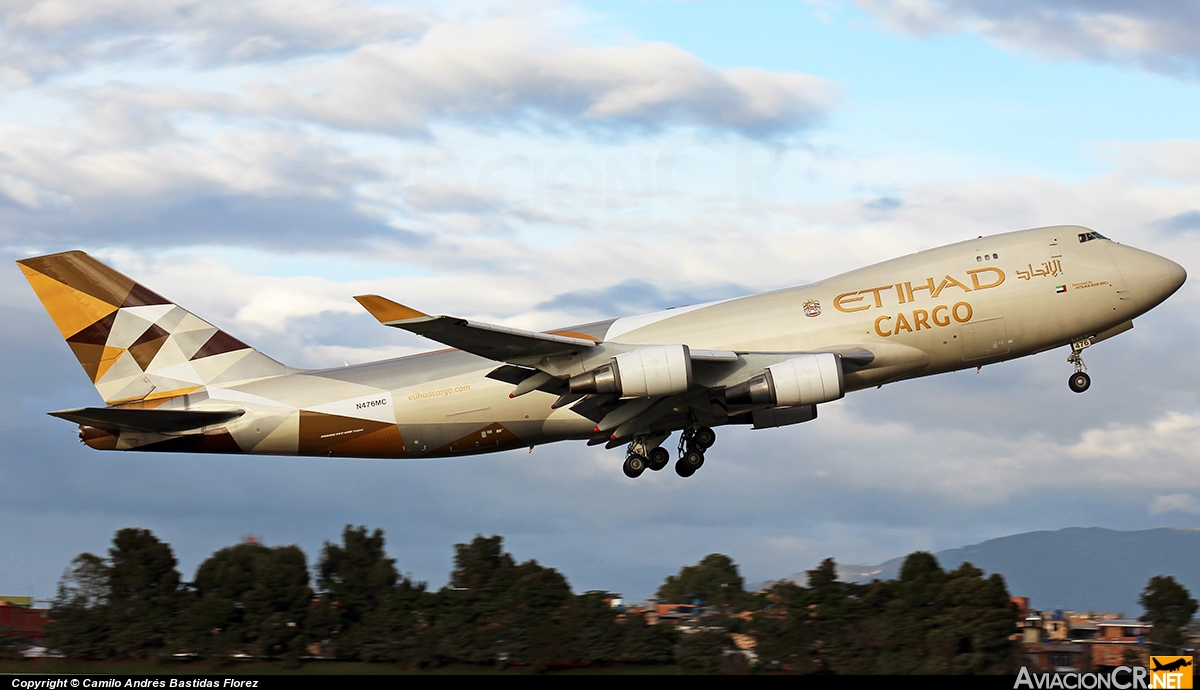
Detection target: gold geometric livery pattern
<box><xmin>18</xmin><ymin>251</ymin><xmax>287</xmax><ymax>405</ymax></box>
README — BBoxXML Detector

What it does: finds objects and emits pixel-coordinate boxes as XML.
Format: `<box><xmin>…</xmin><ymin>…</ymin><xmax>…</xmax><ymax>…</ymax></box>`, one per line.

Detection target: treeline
<box><xmin>751</xmin><ymin>555</ymin><xmax>1020</xmax><ymax>674</ymax></box>
<box><xmin>49</xmin><ymin>528</ymin><xmax>672</xmax><ymax>668</ymax></box>
<box><xmin>46</xmin><ymin>527</ymin><xmax>1023</xmax><ymax>673</ymax></box>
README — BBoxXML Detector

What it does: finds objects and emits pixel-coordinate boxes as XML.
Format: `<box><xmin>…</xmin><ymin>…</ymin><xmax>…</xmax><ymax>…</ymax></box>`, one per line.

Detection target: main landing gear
<box><xmin>622</xmin><ymin>426</ymin><xmax>717</xmax><ymax>479</ymax></box>
<box><xmin>622</xmin><ymin>434</ymin><xmax>671</xmax><ymax>478</ymax></box>
<box><xmin>674</xmin><ymin>426</ymin><xmax>716</xmax><ymax>478</ymax></box>
<box><xmin>1067</xmin><ymin>337</ymin><xmax>1092</xmax><ymax>393</ymax></box>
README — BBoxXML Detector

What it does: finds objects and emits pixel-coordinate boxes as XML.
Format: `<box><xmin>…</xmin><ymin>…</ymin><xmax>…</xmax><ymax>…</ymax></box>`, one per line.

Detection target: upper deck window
<box><xmin>1078</xmin><ymin>231</ymin><xmax>1108</xmax><ymax>243</ymax></box>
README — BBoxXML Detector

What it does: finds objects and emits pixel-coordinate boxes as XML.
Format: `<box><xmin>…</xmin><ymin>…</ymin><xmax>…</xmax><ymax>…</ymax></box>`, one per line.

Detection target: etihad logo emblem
<box><xmin>1017</xmin><ymin>258</ymin><xmax>1064</xmax><ymax>281</ymax></box>
<box><xmin>1151</xmin><ymin>656</ymin><xmax>1193</xmax><ymax>689</ymax></box>
<box><xmin>833</xmin><ymin>267</ymin><xmax>1004</xmax><ymax>314</ymax></box>
<box><xmin>803</xmin><ymin>299</ymin><xmax>821</xmax><ymax>317</ymax></box>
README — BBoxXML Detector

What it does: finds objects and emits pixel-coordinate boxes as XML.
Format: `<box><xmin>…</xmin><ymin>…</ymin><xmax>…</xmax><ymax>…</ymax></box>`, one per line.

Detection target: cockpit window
<box><xmin>1078</xmin><ymin>231</ymin><xmax>1108</xmax><ymax>243</ymax></box>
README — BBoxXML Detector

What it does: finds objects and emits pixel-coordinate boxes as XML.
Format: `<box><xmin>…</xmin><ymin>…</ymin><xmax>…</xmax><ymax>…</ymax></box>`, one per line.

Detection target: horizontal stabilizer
<box><xmin>50</xmin><ymin>407</ymin><xmax>245</xmax><ymax>434</ymax></box>
<box><xmin>355</xmin><ymin>294</ymin><xmax>597</xmax><ymax>364</ymax></box>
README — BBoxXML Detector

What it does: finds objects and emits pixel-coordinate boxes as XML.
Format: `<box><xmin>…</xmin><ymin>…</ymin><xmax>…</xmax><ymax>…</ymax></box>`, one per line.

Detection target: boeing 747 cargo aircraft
<box><xmin>17</xmin><ymin>225</ymin><xmax>1186</xmax><ymax>478</ymax></box>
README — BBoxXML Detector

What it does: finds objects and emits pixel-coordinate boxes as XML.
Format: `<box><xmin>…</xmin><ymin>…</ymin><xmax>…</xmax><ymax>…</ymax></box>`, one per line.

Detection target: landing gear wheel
<box><xmin>694</xmin><ymin>427</ymin><xmax>716</xmax><ymax>450</ymax></box>
<box><xmin>1069</xmin><ymin>371</ymin><xmax>1091</xmax><ymax>393</ymax></box>
<box><xmin>675</xmin><ymin>449</ymin><xmax>704</xmax><ymax>478</ymax></box>
<box><xmin>648</xmin><ymin>447</ymin><xmax>670</xmax><ymax>471</ymax></box>
<box><xmin>623</xmin><ymin>453</ymin><xmax>647</xmax><ymax>478</ymax></box>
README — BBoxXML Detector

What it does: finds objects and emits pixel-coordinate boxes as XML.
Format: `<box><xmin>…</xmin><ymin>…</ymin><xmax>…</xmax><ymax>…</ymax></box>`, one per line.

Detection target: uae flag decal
<box><xmin>1056</xmin><ymin>285</ymin><xmax>1067</xmax><ymax>293</ymax></box>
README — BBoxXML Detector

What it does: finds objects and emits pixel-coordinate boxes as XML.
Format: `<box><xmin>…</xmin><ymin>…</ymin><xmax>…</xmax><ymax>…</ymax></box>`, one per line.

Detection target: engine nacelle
<box><xmin>569</xmin><ymin>344</ymin><xmax>693</xmax><ymax>398</ymax></box>
<box><xmin>725</xmin><ymin>353</ymin><xmax>844</xmax><ymax>407</ymax></box>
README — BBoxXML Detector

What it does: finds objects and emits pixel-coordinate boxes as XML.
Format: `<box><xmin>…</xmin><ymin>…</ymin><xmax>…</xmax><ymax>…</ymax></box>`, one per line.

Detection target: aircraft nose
<box><xmin>1108</xmin><ymin>243</ymin><xmax>1186</xmax><ymax>310</ymax></box>
<box><xmin>1167</xmin><ymin>257</ymin><xmax>1187</xmax><ymax>293</ymax></box>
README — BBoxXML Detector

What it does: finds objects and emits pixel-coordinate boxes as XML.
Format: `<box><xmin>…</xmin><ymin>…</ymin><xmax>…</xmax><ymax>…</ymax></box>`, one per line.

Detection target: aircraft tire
<box><xmin>623</xmin><ymin>453</ymin><xmax>647</xmax><ymax>478</ymax></box>
<box><xmin>1069</xmin><ymin>372</ymin><xmax>1091</xmax><ymax>393</ymax></box>
<box><xmin>680</xmin><ymin>449</ymin><xmax>705</xmax><ymax>475</ymax></box>
<box><xmin>674</xmin><ymin>459</ymin><xmax>695</xmax><ymax>478</ymax></box>
<box><xmin>694</xmin><ymin>427</ymin><xmax>716</xmax><ymax>449</ymax></box>
<box><xmin>648</xmin><ymin>447</ymin><xmax>670</xmax><ymax>471</ymax></box>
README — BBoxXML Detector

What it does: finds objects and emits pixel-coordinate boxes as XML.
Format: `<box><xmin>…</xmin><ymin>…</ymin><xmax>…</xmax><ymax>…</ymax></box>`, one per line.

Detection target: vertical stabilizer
<box><xmin>17</xmin><ymin>251</ymin><xmax>287</xmax><ymax>404</ymax></box>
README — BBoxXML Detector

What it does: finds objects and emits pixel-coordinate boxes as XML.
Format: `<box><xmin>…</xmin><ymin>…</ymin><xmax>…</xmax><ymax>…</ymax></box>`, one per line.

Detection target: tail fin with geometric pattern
<box><xmin>17</xmin><ymin>251</ymin><xmax>287</xmax><ymax>405</ymax></box>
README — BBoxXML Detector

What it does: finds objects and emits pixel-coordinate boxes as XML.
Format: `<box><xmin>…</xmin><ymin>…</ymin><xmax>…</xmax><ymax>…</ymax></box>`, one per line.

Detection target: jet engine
<box><xmin>724</xmin><ymin>353</ymin><xmax>844</xmax><ymax>407</ymax></box>
<box><xmin>569</xmin><ymin>344</ymin><xmax>692</xmax><ymax>398</ymax></box>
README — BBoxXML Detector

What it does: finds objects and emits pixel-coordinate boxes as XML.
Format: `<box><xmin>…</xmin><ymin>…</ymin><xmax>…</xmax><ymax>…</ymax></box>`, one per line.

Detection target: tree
<box><xmin>432</xmin><ymin>535</ymin><xmax>578</xmax><ymax>668</ymax></box>
<box><xmin>617</xmin><ymin>609</ymin><xmax>677</xmax><ymax>666</ymax></box>
<box><xmin>748</xmin><ymin>553</ymin><xmax>1020</xmax><ymax>675</ymax></box>
<box><xmin>48</xmin><ymin>529</ymin><xmax>185</xmax><ymax>660</ymax></box>
<box><xmin>928</xmin><ymin>564</ymin><xmax>1020</xmax><ymax>674</ymax></box>
<box><xmin>805</xmin><ymin>557</ymin><xmax>876</xmax><ymax>674</ymax></box>
<box><xmin>1139</xmin><ymin>575</ymin><xmax>1198</xmax><ymax>654</ymax></box>
<box><xmin>431</xmin><ymin>535</ymin><xmax>512</xmax><ymax>665</ymax></box>
<box><xmin>357</xmin><ymin>575</ymin><xmax>434</xmax><ymax>666</ymax></box>
<box><xmin>182</xmin><ymin>541</ymin><xmax>312</xmax><ymax>661</ymax></box>
<box><xmin>675</xmin><ymin>625</ymin><xmax>730</xmax><ymax>674</ymax></box>
<box><xmin>879</xmin><ymin>552</ymin><xmax>948</xmax><ymax>673</ymax></box>
<box><xmin>872</xmin><ymin>555</ymin><xmax>1019</xmax><ymax>675</ymax></box>
<box><xmin>105</xmin><ymin>529</ymin><xmax>185</xmax><ymax>658</ymax></box>
<box><xmin>748</xmin><ymin>580</ymin><xmax>820</xmax><ymax>673</ymax></box>
<box><xmin>657</xmin><ymin>554</ymin><xmax>751</xmax><ymax>609</ymax></box>
<box><xmin>48</xmin><ymin>553</ymin><xmax>113</xmax><ymax>659</ymax></box>
<box><xmin>315</xmin><ymin>525</ymin><xmax>399</xmax><ymax>659</ymax></box>
<box><xmin>566</xmin><ymin>592</ymin><xmax>623</xmax><ymax>665</ymax></box>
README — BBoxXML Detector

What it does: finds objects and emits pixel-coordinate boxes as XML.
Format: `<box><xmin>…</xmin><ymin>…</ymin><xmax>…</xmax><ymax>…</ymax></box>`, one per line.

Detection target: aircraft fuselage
<box><xmin>19</xmin><ymin>225</ymin><xmax>1186</xmax><ymax>466</ymax></box>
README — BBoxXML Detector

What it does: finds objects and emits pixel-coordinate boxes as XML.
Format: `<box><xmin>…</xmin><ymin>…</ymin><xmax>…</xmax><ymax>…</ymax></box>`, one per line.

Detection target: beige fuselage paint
<box><xmin>75</xmin><ymin>226</ymin><xmax>1185</xmax><ymax>458</ymax></box>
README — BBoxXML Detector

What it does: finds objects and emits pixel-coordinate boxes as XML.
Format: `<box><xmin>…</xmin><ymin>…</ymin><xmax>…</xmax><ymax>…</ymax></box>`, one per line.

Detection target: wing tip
<box><xmin>354</xmin><ymin>295</ymin><xmax>429</xmax><ymax>323</ymax></box>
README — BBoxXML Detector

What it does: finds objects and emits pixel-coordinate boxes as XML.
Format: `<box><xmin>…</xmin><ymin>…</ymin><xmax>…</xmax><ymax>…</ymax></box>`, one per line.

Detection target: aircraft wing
<box><xmin>356</xmin><ymin>295</ymin><xmax>745</xmax><ymax>364</ymax></box>
<box><xmin>355</xmin><ymin>294</ymin><xmax>930</xmax><ymax>439</ymax></box>
<box><xmin>355</xmin><ymin>295</ymin><xmax>599</xmax><ymax>362</ymax></box>
<box><xmin>49</xmin><ymin>407</ymin><xmax>245</xmax><ymax>434</ymax></box>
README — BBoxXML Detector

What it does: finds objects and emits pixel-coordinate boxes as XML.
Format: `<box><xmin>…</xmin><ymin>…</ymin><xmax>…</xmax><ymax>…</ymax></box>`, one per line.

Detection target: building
<box><xmin>1016</xmin><ymin>598</ymin><xmax>1153</xmax><ymax>672</ymax></box>
<box><xmin>0</xmin><ymin>599</ymin><xmax>50</xmax><ymax>640</ymax></box>
<box><xmin>1092</xmin><ymin>620</ymin><xmax>1151</xmax><ymax>668</ymax></box>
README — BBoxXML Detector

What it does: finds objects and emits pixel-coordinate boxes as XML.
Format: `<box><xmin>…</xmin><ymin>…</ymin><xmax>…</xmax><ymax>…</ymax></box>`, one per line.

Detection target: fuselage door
<box><xmin>446</xmin><ymin>407</ymin><xmax>499</xmax><ymax>453</ymax></box>
<box><xmin>961</xmin><ymin>317</ymin><xmax>1010</xmax><ymax>361</ymax></box>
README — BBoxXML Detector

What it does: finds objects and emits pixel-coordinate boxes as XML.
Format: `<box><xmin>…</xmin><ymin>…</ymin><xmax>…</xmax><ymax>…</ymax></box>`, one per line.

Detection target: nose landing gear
<box><xmin>1067</xmin><ymin>337</ymin><xmax>1092</xmax><ymax>393</ymax></box>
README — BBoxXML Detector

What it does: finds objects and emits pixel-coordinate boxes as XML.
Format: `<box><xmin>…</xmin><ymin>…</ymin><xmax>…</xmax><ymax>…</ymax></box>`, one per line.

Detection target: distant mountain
<box><xmin>828</xmin><ymin>527</ymin><xmax>1200</xmax><ymax>616</ymax></box>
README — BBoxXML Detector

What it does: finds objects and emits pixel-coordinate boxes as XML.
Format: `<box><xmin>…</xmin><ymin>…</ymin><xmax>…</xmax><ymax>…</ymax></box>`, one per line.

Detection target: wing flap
<box><xmin>689</xmin><ymin>349</ymin><xmax>739</xmax><ymax>361</ymax></box>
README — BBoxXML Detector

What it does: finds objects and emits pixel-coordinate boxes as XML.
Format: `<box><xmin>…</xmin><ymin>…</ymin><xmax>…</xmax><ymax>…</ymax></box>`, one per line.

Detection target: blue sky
<box><xmin>2</xmin><ymin>0</ymin><xmax>1200</xmax><ymax>609</ymax></box>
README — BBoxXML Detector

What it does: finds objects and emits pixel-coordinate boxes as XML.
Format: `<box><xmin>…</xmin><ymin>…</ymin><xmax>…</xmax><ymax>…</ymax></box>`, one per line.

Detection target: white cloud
<box><xmin>236</xmin><ymin>17</ymin><xmax>839</xmax><ymax>138</ymax></box>
<box><xmin>0</xmin><ymin>0</ymin><xmax>425</xmax><ymax>69</ymax></box>
<box><xmin>1149</xmin><ymin>493</ymin><xmax>1200</xmax><ymax>515</ymax></box>
<box><xmin>769</xmin><ymin>405</ymin><xmax>1200</xmax><ymax>511</ymax></box>
<box><xmin>0</xmin><ymin>117</ymin><xmax>380</xmax><ymax>206</ymax></box>
<box><xmin>3</xmin><ymin>3</ymin><xmax>837</xmax><ymax>139</ymax></box>
<box><xmin>856</xmin><ymin>0</ymin><xmax>1200</xmax><ymax>77</ymax></box>
<box><xmin>1101</xmin><ymin>139</ymin><xmax>1200</xmax><ymax>183</ymax></box>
